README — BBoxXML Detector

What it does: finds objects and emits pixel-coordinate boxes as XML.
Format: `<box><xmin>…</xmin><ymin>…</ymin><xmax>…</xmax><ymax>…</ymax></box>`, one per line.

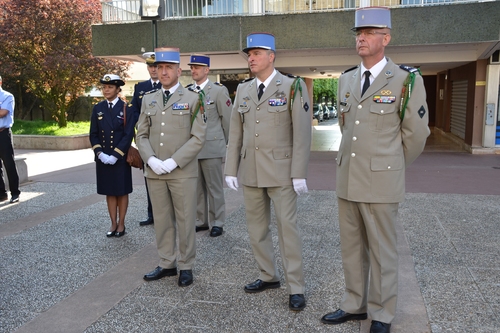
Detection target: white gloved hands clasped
<box><xmin>148</xmin><ymin>156</ymin><xmax>169</xmax><ymax>175</ymax></box>
<box><xmin>292</xmin><ymin>178</ymin><xmax>308</xmax><ymax>195</ymax></box>
<box><xmin>107</xmin><ymin>155</ymin><xmax>118</xmax><ymax>165</ymax></box>
<box><xmin>225</xmin><ymin>176</ymin><xmax>239</xmax><ymax>191</ymax></box>
<box><xmin>98</xmin><ymin>153</ymin><xmax>111</xmax><ymax>164</ymax></box>
<box><xmin>162</xmin><ymin>158</ymin><xmax>178</xmax><ymax>173</ymax></box>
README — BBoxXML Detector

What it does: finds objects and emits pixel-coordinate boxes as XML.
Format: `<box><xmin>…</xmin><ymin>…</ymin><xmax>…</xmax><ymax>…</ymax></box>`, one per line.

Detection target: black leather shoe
<box><xmin>106</xmin><ymin>228</ymin><xmax>117</xmax><ymax>238</ymax></box>
<box><xmin>210</xmin><ymin>226</ymin><xmax>223</xmax><ymax>237</ymax></box>
<box><xmin>9</xmin><ymin>194</ymin><xmax>19</xmax><ymax>203</ymax></box>
<box><xmin>195</xmin><ymin>225</ymin><xmax>209</xmax><ymax>232</ymax></box>
<box><xmin>289</xmin><ymin>294</ymin><xmax>306</xmax><ymax>311</ymax></box>
<box><xmin>244</xmin><ymin>279</ymin><xmax>281</xmax><ymax>293</ymax></box>
<box><xmin>143</xmin><ymin>266</ymin><xmax>177</xmax><ymax>281</ymax></box>
<box><xmin>321</xmin><ymin>309</ymin><xmax>367</xmax><ymax>325</ymax></box>
<box><xmin>139</xmin><ymin>218</ymin><xmax>154</xmax><ymax>226</ymax></box>
<box><xmin>370</xmin><ymin>320</ymin><xmax>391</xmax><ymax>333</ymax></box>
<box><xmin>178</xmin><ymin>270</ymin><xmax>193</xmax><ymax>287</ymax></box>
<box><xmin>115</xmin><ymin>227</ymin><xmax>126</xmax><ymax>237</ymax></box>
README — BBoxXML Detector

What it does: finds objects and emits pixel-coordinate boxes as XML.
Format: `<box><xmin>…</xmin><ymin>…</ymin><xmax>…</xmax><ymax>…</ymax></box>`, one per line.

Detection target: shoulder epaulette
<box><xmin>286</xmin><ymin>74</ymin><xmax>298</xmax><ymax>79</ymax></box>
<box><xmin>187</xmin><ymin>85</ymin><xmax>202</xmax><ymax>93</ymax></box>
<box><xmin>185</xmin><ymin>83</ymin><xmax>194</xmax><ymax>88</ymax></box>
<box><xmin>144</xmin><ymin>89</ymin><xmax>157</xmax><ymax>95</ymax></box>
<box><xmin>240</xmin><ymin>77</ymin><xmax>255</xmax><ymax>84</ymax></box>
<box><xmin>399</xmin><ymin>64</ymin><xmax>420</xmax><ymax>74</ymax></box>
<box><xmin>341</xmin><ymin>65</ymin><xmax>358</xmax><ymax>75</ymax></box>
<box><xmin>214</xmin><ymin>82</ymin><xmax>223</xmax><ymax>86</ymax></box>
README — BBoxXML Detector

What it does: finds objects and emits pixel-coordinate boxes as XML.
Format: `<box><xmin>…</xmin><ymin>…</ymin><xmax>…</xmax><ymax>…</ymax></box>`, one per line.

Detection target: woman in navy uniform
<box><xmin>90</xmin><ymin>74</ymin><xmax>136</xmax><ymax>238</ymax></box>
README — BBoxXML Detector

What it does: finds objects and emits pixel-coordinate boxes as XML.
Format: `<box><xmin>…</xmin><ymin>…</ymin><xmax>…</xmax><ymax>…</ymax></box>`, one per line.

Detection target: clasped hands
<box><xmin>98</xmin><ymin>153</ymin><xmax>118</xmax><ymax>165</ymax></box>
<box><xmin>147</xmin><ymin>156</ymin><xmax>178</xmax><ymax>175</ymax></box>
<box><xmin>225</xmin><ymin>176</ymin><xmax>308</xmax><ymax>195</ymax></box>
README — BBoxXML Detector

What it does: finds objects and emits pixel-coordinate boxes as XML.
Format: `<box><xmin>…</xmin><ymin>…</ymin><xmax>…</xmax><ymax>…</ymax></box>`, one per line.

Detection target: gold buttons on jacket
<box><xmin>256</xmin><ymin>120</ymin><xmax>260</xmax><ymax>123</ymax></box>
<box><xmin>255</xmin><ymin>133</ymin><xmax>259</xmax><ymax>137</ymax></box>
<box><xmin>256</xmin><ymin>147</ymin><xmax>259</xmax><ymax>150</ymax></box>
<box><xmin>353</xmin><ymin>137</ymin><xmax>357</xmax><ymax>141</ymax></box>
<box><xmin>357</xmin><ymin>105</ymin><xmax>362</xmax><ymax>109</ymax></box>
<box><xmin>355</xmin><ymin>120</ymin><xmax>360</xmax><ymax>125</ymax></box>
<box><xmin>160</xmin><ymin>143</ymin><xmax>164</xmax><ymax>146</ymax></box>
<box><xmin>256</xmin><ymin>107</ymin><xmax>260</xmax><ymax>111</ymax></box>
<box><xmin>351</xmin><ymin>153</ymin><xmax>356</xmax><ymax>157</ymax></box>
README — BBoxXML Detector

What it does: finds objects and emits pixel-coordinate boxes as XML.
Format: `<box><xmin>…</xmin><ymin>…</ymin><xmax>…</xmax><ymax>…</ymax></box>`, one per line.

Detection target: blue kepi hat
<box><xmin>154</xmin><ymin>47</ymin><xmax>180</xmax><ymax>64</ymax></box>
<box><xmin>243</xmin><ymin>33</ymin><xmax>275</xmax><ymax>54</ymax></box>
<box><xmin>188</xmin><ymin>54</ymin><xmax>210</xmax><ymax>67</ymax></box>
<box><xmin>353</xmin><ymin>7</ymin><xmax>391</xmax><ymax>31</ymax></box>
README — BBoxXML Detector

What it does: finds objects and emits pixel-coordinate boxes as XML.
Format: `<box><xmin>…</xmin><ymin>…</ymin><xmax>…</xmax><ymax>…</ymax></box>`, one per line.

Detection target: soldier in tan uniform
<box><xmin>136</xmin><ymin>47</ymin><xmax>207</xmax><ymax>287</ymax></box>
<box><xmin>225</xmin><ymin>33</ymin><xmax>311</xmax><ymax>311</ymax></box>
<box><xmin>320</xmin><ymin>8</ymin><xmax>430</xmax><ymax>333</ymax></box>
<box><xmin>187</xmin><ymin>54</ymin><xmax>232</xmax><ymax>237</ymax></box>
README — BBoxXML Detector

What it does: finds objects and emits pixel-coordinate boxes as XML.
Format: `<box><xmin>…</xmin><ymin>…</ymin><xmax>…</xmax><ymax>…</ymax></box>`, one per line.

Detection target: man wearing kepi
<box><xmin>136</xmin><ymin>47</ymin><xmax>207</xmax><ymax>287</ymax></box>
<box><xmin>224</xmin><ymin>33</ymin><xmax>311</xmax><ymax>311</ymax></box>
<box><xmin>187</xmin><ymin>54</ymin><xmax>232</xmax><ymax>237</ymax></box>
<box><xmin>320</xmin><ymin>7</ymin><xmax>430</xmax><ymax>333</ymax></box>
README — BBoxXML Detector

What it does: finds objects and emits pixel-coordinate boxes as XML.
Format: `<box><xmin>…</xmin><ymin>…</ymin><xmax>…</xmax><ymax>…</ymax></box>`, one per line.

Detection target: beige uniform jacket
<box><xmin>336</xmin><ymin>58</ymin><xmax>430</xmax><ymax>203</ymax></box>
<box><xmin>197</xmin><ymin>80</ymin><xmax>232</xmax><ymax>159</ymax></box>
<box><xmin>224</xmin><ymin>72</ymin><xmax>311</xmax><ymax>187</ymax></box>
<box><xmin>136</xmin><ymin>86</ymin><xmax>207</xmax><ymax>179</ymax></box>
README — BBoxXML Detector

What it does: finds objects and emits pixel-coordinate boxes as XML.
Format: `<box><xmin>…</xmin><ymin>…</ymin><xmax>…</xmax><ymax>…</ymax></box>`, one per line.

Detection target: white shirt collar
<box><xmin>360</xmin><ymin>57</ymin><xmax>388</xmax><ymax>85</ymax></box>
<box><xmin>107</xmin><ymin>97</ymin><xmax>120</xmax><ymax>107</ymax></box>
<box><xmin>256</xmin><ymin>69</ymin><xmax>278</xmax><ymax>92</ymax></box>
<box><xmin>195</xmin><ymin>79</ymin><xmax>209</xmax><ymax>90</ymax></box>
<box><xmin>163</xmin><ymin>82</ymin><xmax>180</xmax><ymax>95</ymax></box>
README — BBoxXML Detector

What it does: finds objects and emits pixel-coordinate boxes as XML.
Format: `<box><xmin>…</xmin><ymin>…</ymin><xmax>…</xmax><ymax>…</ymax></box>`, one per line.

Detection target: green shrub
<box><xmin>12</xmin><ymin>120</ymin><xmax>90</xmax><ymax>136</ymax></box>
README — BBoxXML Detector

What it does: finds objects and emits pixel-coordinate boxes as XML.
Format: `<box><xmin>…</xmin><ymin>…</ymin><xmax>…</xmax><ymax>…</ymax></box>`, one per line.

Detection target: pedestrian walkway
<box><xmin>0</xmin><ymin>127</ymin><xmax>499</xmax><ymax>333</ymax></box>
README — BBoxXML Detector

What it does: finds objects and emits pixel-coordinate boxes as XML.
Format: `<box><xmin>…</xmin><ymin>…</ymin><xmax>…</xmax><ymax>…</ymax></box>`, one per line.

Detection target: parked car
<box><xmin>313</xmin><ymin>104</ymin><xmax>323</xmax><ymax>122</ymax></box>
<box><xmin>330</xmin><ymin>105</ymin><xmax>338</xmax><ymax>118</ymax></box>
<box><xmin>323</xmin><ymin>105</ymin><xmax>330</xmax><ymax>120</ymax></box>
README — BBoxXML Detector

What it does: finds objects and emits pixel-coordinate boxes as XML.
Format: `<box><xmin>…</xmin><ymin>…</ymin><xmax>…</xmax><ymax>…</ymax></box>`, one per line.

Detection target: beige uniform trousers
<box><xmin>243</xmin><ymin>185</ymin><xmax>305</xmax><ymax>295</ymax></box>
<box><xmin>338</xmin><ymin>197</ymin><xmax>399</xmax><ymax>324</ymax></box>
<box><xmin>196</xmin><ymin>157</ymin><xmax>225</xmax><ymax>228</ymax></box>
<box><xmin>148</xmin><ymin>177</ymin><xmax>197</xmax><ymax>270</ymax></box>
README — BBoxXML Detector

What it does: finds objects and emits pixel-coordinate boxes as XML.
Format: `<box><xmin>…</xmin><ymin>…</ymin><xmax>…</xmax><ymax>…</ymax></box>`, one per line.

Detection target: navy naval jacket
<box><xmin>89</xmin><ymin>99</ymin><xmax>136</xmax><ymax>160</ymax></box>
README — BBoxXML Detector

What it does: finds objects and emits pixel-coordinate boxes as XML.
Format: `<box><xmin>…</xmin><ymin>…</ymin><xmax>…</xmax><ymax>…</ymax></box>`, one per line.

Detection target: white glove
<box><xmin>107</xmin><ymin>155</ymin><xmax>118</xmax><ymax>165</ymax></box>
<box><xmin>98</xmin><ymin>153</ymin><xmax>110</xmax><ymax>164</ymax></box>
<box><xmin>225</xmin><ymin>176</ymin><xmax>239</xmax><ymax>191</ymax></box>
<box><xmin>292</xmin><ymin>178</ymin><xmax>308</xmax><ymax>195</ymax></box>
<box><xmin>148</xmin><ymin>156</ymin><xmax>168</xmax><ymax>175</ymax></box>
<box><xmin>162</xmin><ymin>158</ymin><xmax>178</xmax><ymax>173</ymax></box>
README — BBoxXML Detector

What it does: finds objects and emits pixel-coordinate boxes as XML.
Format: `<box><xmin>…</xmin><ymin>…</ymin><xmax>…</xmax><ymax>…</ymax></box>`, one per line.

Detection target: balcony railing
<box><xmin>101</xmin><ymin>0</ymin><xmax>488</xmax><ymax>23</ymax></box>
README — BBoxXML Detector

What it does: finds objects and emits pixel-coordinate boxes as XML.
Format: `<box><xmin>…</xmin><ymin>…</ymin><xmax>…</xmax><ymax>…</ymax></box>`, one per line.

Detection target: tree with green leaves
<box><xmin>0</xmin><ymin>0</ymin><xmax>129</xmax><ymax>127</ymax></box>
<box><xmin>313</xmin><ymin>78</ymin><xmax>338</xmax><ymax>105</ymax></box>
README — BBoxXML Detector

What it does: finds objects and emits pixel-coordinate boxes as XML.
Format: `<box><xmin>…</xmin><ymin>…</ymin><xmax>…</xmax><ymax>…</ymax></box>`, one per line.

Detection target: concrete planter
<box><xmin>13</xmin><ymin>134</ymin><xmax>91</xmax><ymax>150</ymax></box>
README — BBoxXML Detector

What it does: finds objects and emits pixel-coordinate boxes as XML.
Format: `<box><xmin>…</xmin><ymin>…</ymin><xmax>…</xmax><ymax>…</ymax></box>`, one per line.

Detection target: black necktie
<box><xmin>257</xmin><ymin>83</ymin><xmax>265</xmax><ymax>100</ymax></box>
<box><xmin>163</xmin><ymin>90</ymin><xmax>170</xmax><ymax>105</ymax></box>
<box><xmin>153</xmin><ymin>82</ymin><xmax>158</xmax><ymax>89</ymax></box>
<box><xmin>108</xmin><ymin>102</ymin><xmax>113</xmax><ymax>109</ymax></box>
<box><xmin>361</xmin><ymin>70</ymin><xmax>371</xmax><ymax>96</ymax></box>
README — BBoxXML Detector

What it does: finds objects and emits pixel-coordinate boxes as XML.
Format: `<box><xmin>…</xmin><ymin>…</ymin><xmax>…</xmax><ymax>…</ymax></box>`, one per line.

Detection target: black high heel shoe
<box><xmin>115</xmin><ymin>227</ymin><xmax>126</xmax><ymax>238</ymax></box>
<box><xmin>106</xmin><ymin>228</ymin><xmax>117</xmax><ymax>238</ymax></box>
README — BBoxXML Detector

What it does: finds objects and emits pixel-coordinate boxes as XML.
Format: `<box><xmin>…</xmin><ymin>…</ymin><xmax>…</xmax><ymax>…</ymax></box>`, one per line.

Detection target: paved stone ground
<box><xmin>1</xmin><ymin>123</ymin><xmax>499</xmax><ymax>332</ymax></box>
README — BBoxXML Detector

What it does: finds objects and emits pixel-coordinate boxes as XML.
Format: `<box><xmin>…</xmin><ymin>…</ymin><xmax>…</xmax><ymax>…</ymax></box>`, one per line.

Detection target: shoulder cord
<box><xmin>289</xmin><ymin>78</ymin><xmax>304</xmax><ymax>117</ymax></box>
<box><xmin>190</xmin><ymin>90</ymin><xmax>206</xmax><ymax>125</ymax></box>
<box><xmin>400</xmin><ymin>69</ymin><xmax>421</xmax><ymax>120</ymax></box>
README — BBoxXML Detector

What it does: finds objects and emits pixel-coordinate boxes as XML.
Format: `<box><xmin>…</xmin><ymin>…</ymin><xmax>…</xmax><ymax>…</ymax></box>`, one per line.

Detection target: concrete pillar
<box><xmin>482</xmin><ymin>64</ymin><xmax>500</xmax><ymax>148</ymax></box>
